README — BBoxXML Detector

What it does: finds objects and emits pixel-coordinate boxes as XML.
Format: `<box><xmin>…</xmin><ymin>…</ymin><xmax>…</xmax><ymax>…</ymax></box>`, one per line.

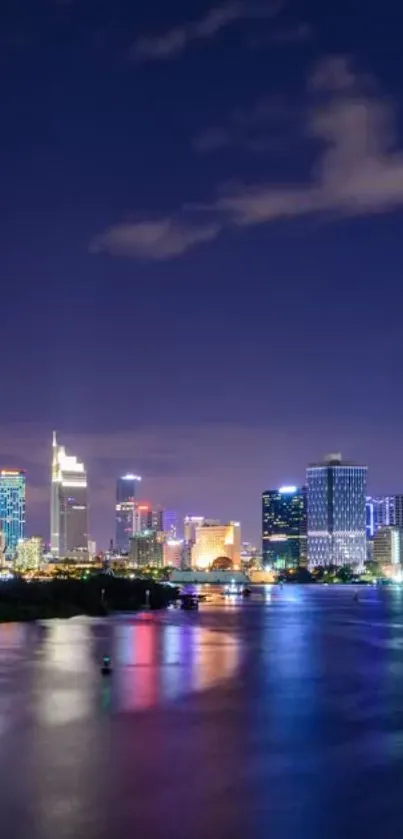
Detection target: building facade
<box><xmin>15</xmin><ymin>537</ymin><xmax>43</xmax><ymax>571</ymax></box>
<box><xmin>307</xmin><ymin>454</ymin><xmax>367</xmax><ymax>568</ymax></box>
<box><xmin>366</xmin><ymin>495</ymin><xmax>403</xmax><ymax>538</ymax></box>
<box><xmin>262</xmin><ymin>486</ymin><xmax>307</xmax><ymax>569</ymax></box>
<box><xmin>0</xmin><ymin>470</ymin><xmax>26</xmax><ymax>560</ymax></box>
<box><xmin>50</xmin><ymin>432</ymin><xmax>88</xmax><ymax>557</ymax></box>
<box><xmin>133</xmin><ymin>503</ymin><xmax>164</xmax><ymax>535</ymax></box>
<box><xmin>373</xmin><ymin>526</ymin><xmax>402</xmax><ymax>566</ymax></box>
<box><xmin>191</xmin><ymin>522</ymin><xmax>241</xmax><ymax>569</ymax></box>
<box><xmin>163</xmin><ymin>538</ymin><xmax>184</xmax><ymax>568</ymax></box>
<box><xmin>130</xmin><ymin>531</ymin><xmax>163</xmax><ymax>567</ymax></box>
<box><xmin>115</xmin><ymin>474</ymin><xmax>141</xmax><ymax>553</ymax></box>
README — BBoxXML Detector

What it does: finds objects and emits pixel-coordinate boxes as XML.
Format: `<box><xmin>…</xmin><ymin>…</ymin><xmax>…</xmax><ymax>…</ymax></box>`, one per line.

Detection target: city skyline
<box><xmin>1</xmin><ymin>426</ymin><xmax>403</xmax><ymax>549</ymax></box>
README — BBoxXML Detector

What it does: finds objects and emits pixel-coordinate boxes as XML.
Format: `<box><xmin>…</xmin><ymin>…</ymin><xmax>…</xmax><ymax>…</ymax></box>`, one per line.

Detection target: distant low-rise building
<box><xmin>130</xmin><ymin>531</ymin><xmax>163</xmax><ymax>568</ymax></box>
<box><xmin>15</xmin><ymin>537</ymin><xmax>43</xmax><ymax>571</ymax></box>
<box><xmin>170</xmin><ymin>570</ymin><xmax>248</xmax><ymax>585</ymax></box>
<box><xmin>191</xmin><ymin>522</ymin><xmax>241</xmax><ymax>569</ymax></box>
<box><xmin>373</xmin><ymin>527</ymin><xmax>402</xmax><ymax>566</ymax></box>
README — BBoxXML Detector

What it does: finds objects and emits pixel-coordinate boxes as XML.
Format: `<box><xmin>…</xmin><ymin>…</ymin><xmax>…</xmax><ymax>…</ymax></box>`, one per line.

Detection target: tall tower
<box><xmin>262</xmin><ymin>486</ymin><xmax>307</xmax><ymax>569</ymax></box>
<box><xmin>115</xmin><ymin>474</ymin><xmax>141</xmax><ymax>554</ymax></box>
<box><xmin>50</xmin><ymin>433</ymin><xmax>88</xmax><ymax>557</ymax></box>
<box><xmin>50</xmin><ymin>431</ymin><xmax>60</xmax><ymax>555</ymax></box>
<box><xmin>307</xmin><ymin>453</ymin><xmax>367</xmax><ymax>568</ymax></box>
<box><xmin>0</xmin><ymin>470</ymin><xmax>26</xmax><ymax>560</ymax></box>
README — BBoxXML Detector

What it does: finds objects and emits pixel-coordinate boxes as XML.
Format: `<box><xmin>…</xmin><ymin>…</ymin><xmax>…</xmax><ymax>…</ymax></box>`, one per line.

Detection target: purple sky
<box><xmin>1</xmin><ymin>0</ymin><xmax>403</xmax><ymax>547</ymax></box>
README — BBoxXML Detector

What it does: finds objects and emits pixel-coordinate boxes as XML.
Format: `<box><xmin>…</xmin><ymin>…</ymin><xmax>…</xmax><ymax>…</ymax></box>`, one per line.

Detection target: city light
<box><xmin>279</xmin><ymin>486</ymin><xmax>297</xmax><ymax>494</ymax></box>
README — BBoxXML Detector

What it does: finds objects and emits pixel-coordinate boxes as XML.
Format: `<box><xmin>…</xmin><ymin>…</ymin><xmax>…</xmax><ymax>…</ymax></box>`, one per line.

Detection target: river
<box><xmin>1</xmin><ymin>584</ymin><xmax>403</xmax><ymax>838</ymax></box>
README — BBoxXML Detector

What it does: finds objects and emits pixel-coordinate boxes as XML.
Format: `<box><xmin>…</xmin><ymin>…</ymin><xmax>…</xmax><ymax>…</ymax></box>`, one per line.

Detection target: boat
<box><xmin>181</xmin><ymin>594</ymin><xmax>199</xmax><ymax>611</ymax></box>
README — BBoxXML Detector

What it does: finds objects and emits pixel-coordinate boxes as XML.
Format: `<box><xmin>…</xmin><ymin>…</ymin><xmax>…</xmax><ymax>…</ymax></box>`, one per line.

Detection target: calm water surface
<box><xmin>1</xmin><ymin>585</ymin><xmax>403</xmax><ymax>838</ymax></box>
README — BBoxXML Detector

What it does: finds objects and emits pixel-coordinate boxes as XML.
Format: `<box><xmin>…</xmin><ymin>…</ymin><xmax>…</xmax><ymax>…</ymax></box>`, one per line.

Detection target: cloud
<box><xmin>193</xmin><ymin>96</ymin><xmax>295</xmax><ymax>153</ymax></box>
<box><xmin>269</xmin><ymin>22</ymin><xmax>313</xmax><ymax>44</ymax></box>
<box><xmin>90</xmin><ymin>218</ymin><xmax>221</xmax><ymax>260</ymax></box>
<box><xmin>193</xmin><ymin>126</ymin><xmax>232</xmax><ymax>153</ymax></box>
<box><xmin>92</xmin><ymin>56</ymin><xmax>403</xmax><ymax>260</ymax></box>
<box><xmin>130</xmin><ymin>2</ymin><xmax>278</xmax><ymax>62</ymax></box>
<box><xmin>310</xmin><ymin>55</ymin><xmax>357</xmax><ymax>92</ymax></box>
<box><xmin>215</xmin><ymin>56</ymin><xmax>403</xmax><ymax>225</ymax></box>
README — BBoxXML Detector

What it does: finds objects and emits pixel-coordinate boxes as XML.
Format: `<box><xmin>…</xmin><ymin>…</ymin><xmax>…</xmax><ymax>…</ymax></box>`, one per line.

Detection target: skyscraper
<box><xmin>262</xmin><ymin>486</ymin><xmax>307</xmax><ymax>569</ymax></box>
<box><xmin>307</xmin><ymin>453</ymin><xmax>367</xmax><ymax>568</ymax></box>
<box><xmin>115</xmin><ymin>474</ymin><xmax>141</xmax><ymax>553</ymax></box>
<box><xmin>50</xmin><ymin>432</ymin><xmax>88</xmax><ymax>557</ymax></box>
<box><xmin>133</xmin><ymin>503</ymin><xmax>164</xmax><ymax>534</ymax></box>
<box><xmin>0</xmin><ymin>470</ymin><xmax>26</xmax><ymax>560</ymax></box>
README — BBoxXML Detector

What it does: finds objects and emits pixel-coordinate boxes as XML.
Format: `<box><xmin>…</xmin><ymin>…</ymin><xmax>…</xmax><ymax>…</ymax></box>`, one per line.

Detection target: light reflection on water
<box><xmin>115</xmin><ymin>619</ymin><xmax>240</xmax><ymax>711</ymax></box>
<box><xmin>3</xmin><ymin>589</ymin><xmax>403</xmax><ymax>839</ymax></box>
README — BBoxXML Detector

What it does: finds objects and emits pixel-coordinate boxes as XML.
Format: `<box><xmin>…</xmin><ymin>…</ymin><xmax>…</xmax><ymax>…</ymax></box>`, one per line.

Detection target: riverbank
<box><xmin>0</xmin><ymin>576</ymin><xmax>179</xmax><ymax>623</ymax></box>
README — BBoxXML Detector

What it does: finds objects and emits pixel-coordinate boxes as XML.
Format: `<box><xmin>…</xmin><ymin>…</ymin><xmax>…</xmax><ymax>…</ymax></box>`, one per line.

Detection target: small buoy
<box><xmin>101</xmin><ymin>655</ymin><xmax>112</xmax><ymax>675</ymax></box>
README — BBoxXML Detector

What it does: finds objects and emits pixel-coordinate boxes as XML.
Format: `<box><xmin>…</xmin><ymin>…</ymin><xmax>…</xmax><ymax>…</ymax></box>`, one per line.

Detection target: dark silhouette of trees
<box><xmin>211</xmin><ymin>557</ymin><xmax>233</xmax><ymax>571</ymax></box>
<box><xmin>0</xmin><ymin>575</ymin><xmax>179</xmax><ymax>622</ymax></box>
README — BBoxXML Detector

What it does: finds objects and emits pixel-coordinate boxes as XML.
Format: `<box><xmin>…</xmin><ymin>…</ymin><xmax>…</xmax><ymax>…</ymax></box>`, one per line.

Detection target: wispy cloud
<box><xmin>269</xmin><ymin>22</ymin><xmax>312</xmax><ymax>44</ymax></box>
<box><xmin>130</xmin><ymin>2</ymin><xmax>279</xmax><ymax>63</ymax></box>
<box><xmin>92</xmin><ymin>56</ymin><xmax>403</xmax><ymax>260</ymax></box>
<box><xmin>193</xmin><ymin>97</ymin><xmax>295</xmax><ymax>152</ymax></box>
<box><xmin>215</xmin><ymin>56</ymin><xmax>403</xmax><ymax>225</ymax></box>
<box><xmin>90</xmin><ymin>218</ymin><xmax>221</xmax><ymax>260</ymax></box>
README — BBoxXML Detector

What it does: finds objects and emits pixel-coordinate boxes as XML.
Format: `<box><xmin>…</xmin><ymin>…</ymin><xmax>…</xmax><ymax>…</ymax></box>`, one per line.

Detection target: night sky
<box><xmin>1</xmin><ymin>0</ymin><xmax>403</xmax><ymax>548</ymax></box>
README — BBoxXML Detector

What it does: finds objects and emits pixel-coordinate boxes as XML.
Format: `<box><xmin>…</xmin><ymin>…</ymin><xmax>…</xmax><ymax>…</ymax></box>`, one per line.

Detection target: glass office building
<box><xmin>262</xmin><ymin>486</ymin><xmax>307</xmax><ymax>569</ymax></box>
<box><xmin>115</xmin><ymin>474</ymin><xmax>141</xmax><ymax>553</ymax></box>
<box><xmin>366</xmin><ymin>495</ymin><xmax>403</xmax><ymax>538</ymax></box>
<box><xmin>307</xmin><ymin>454</ymin><xmax>367</xmax><ymax>568</ymax></box>
<box><xmin>0</xmin><ymin>470</ymin><xmax>26</xmax><ymax>560</ymax></box>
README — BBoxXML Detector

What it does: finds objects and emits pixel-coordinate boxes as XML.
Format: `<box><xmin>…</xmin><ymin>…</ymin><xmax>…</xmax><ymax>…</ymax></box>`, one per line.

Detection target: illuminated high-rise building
<box><xmin>366</xmin><ymin>495</ymin><xmax>403</xmax><ymax>538</ymax></box>
<box><xmin>115</xmin><ymin>474</ymin><xmax>141</xmax><ymax>553</ymax></box>
<box><xmin>130</xmin><ymin>531</ymin><xmax>163</xmax><ymax>568</ymax></box>
<box><xmin>0</xmin><ymin>470</ymin><xmax>26</xmax><ymax>560</ymax></box>
<box><xmin>191</xmin><ymin>521</ymin><xmax>241</xmax><ymax>570</ymax></box>
<box><xmin>307</xmin><ymin>453</ymin><xmax>367</xmax><ymax>568</ymax></box>
<box><xmin>262</xmin><ymin>486</ymin><xmax>307</xmax><ymax>569</ymax></box>
<box><xmin>50</xmin><ymin>432</ymin><xmax>88</xmax><ymax>557</ymax></box>
<box><xmin>133</xmin><ymin>503</ymin><xmax>164</xmax><ymax>534</ymax></box>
